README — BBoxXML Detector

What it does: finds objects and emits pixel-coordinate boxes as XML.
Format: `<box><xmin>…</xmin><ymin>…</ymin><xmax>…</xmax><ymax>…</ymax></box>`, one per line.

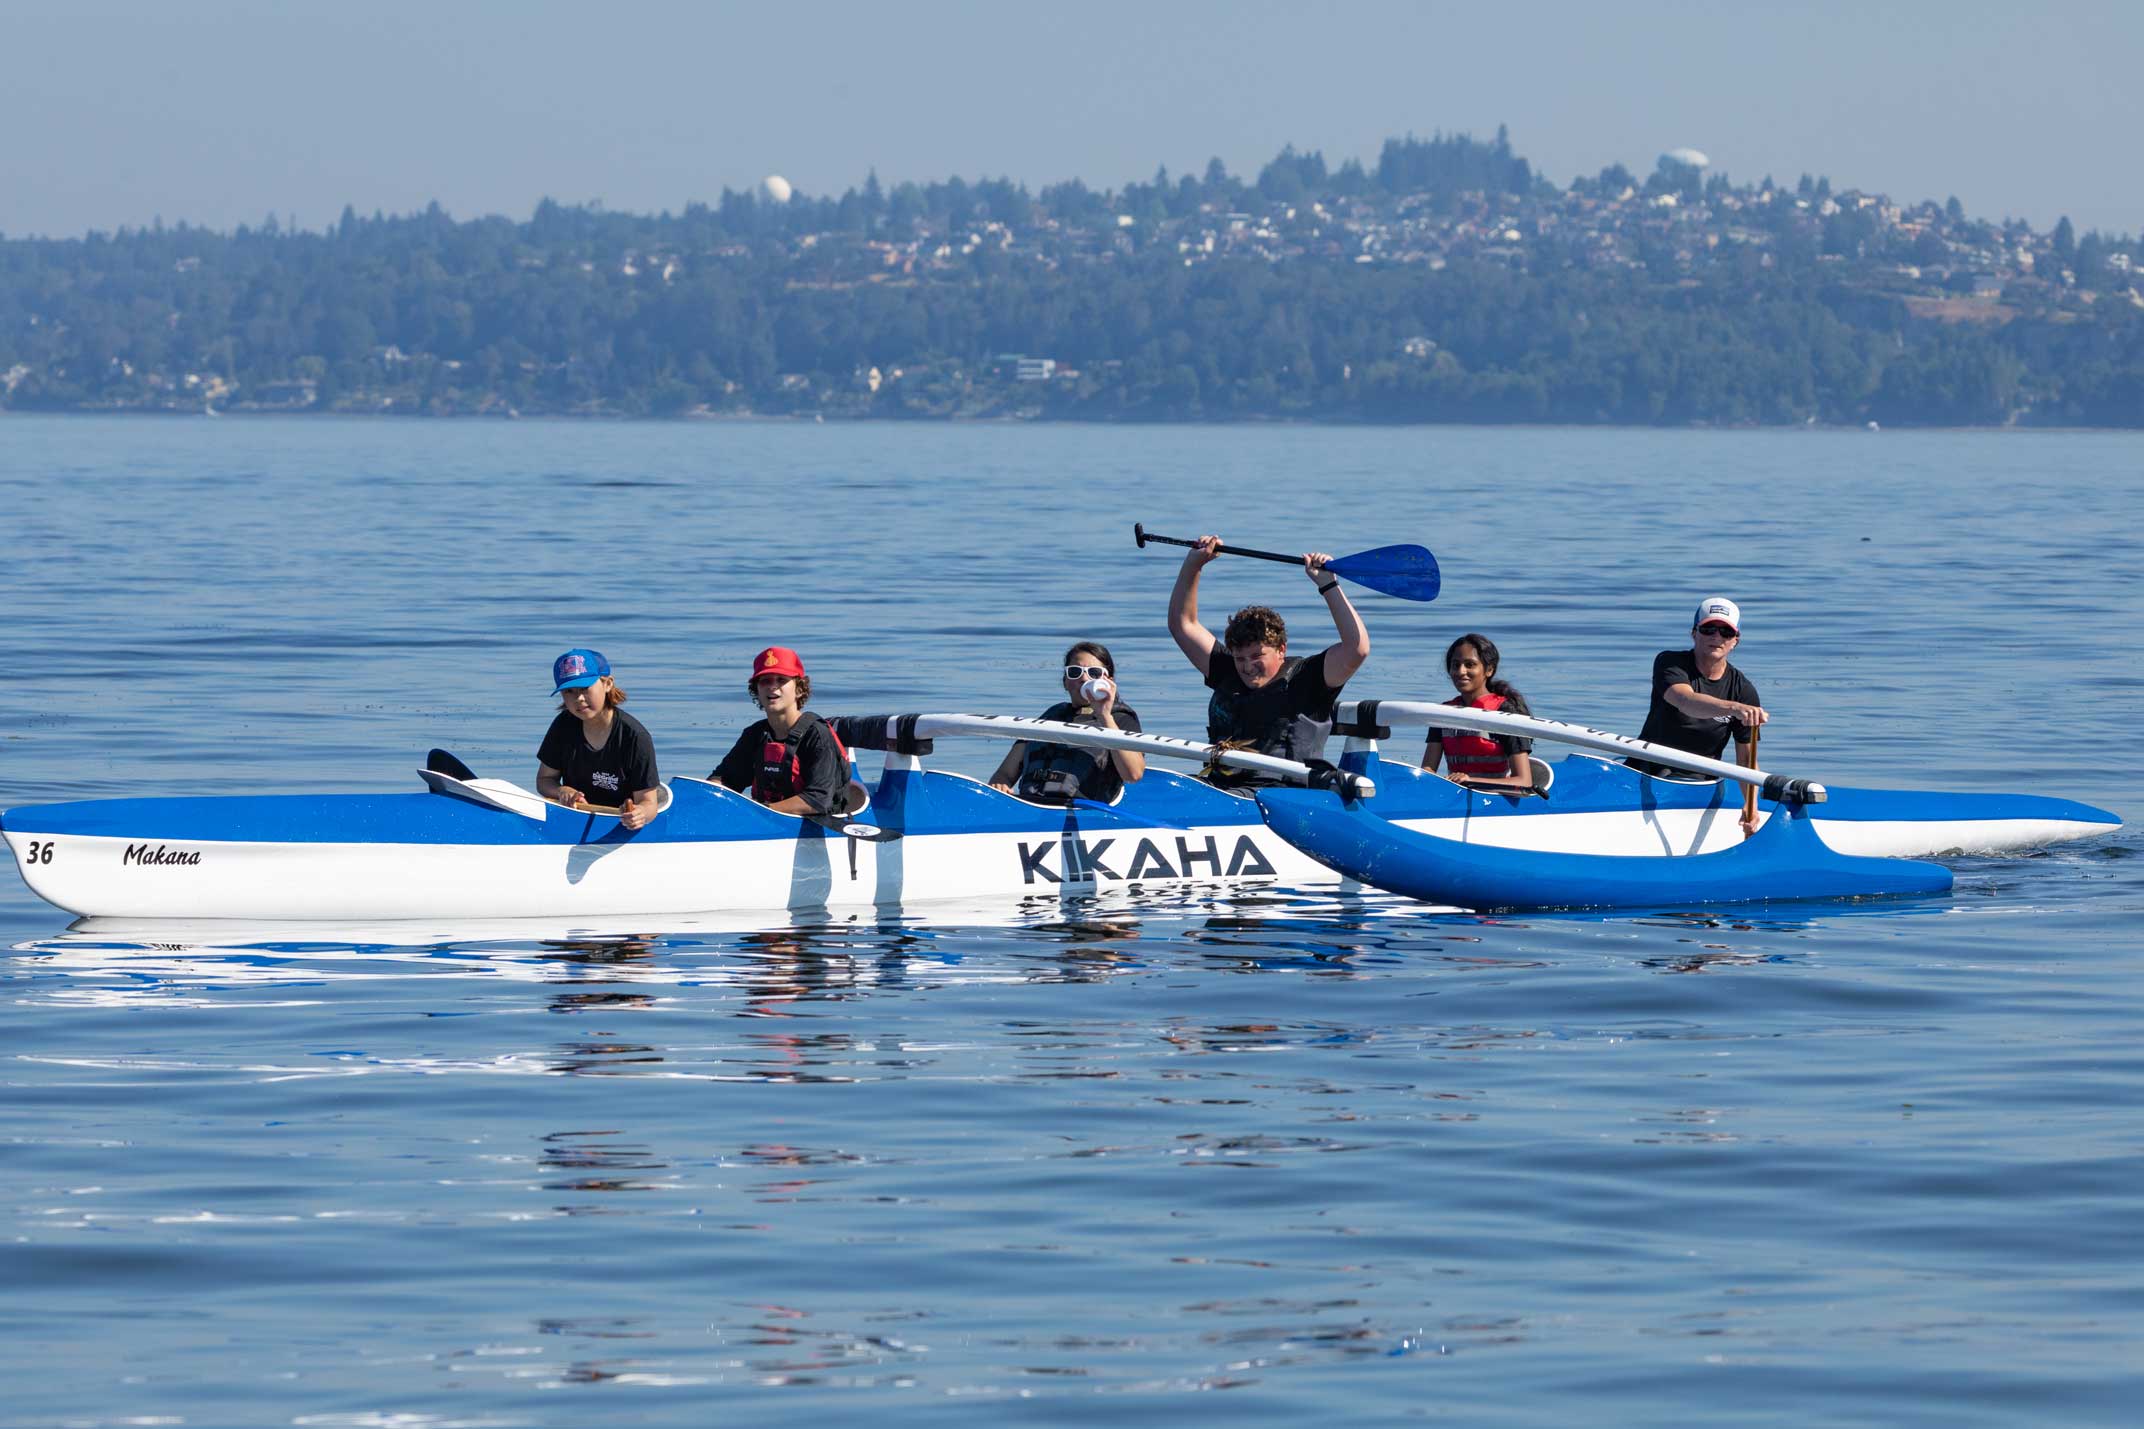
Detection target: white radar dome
<box><xmin>759</xmin><ymin>174</ymin><xmax>793</xmax><ymax>204</ymax></box>
<box><xmin>1662</xmin><ymin>148</ymin><xmax>1710</xmax><ymax>169</ymax></box>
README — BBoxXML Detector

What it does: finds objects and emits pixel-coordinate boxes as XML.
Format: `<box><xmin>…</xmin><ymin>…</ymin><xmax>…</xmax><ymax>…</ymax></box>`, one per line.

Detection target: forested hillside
<box><xmin>4</xmin><ymin>132</ymin><xmax>2139</xmax><ymax>425</ymax></box>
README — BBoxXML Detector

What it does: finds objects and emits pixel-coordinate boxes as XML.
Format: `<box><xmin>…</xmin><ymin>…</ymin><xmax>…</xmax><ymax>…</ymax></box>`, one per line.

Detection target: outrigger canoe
<box><xmin>0</xmin><ymin>715</ymin><xmax>1375</xmax><ymax>924</ymax></box>
<box><xmin>1323</xmin><ymin>700</ymin><xmax>2121</xmax><ymax>860</ymax></box>
<box><xmin>1251</xmin><ymin>701</ymin><xmax>2120</xmax><ymax>911</ymax></box>
<box><xmin>2</xmin><ymin>703</ymin><xmax>2120</xmax><ymax>924</ymax></box>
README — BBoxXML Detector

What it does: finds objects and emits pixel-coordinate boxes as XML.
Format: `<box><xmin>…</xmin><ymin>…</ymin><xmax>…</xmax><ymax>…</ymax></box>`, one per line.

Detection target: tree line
<box><xmin>3</xmin><ymin>132</ymin><xmax>2139</xmax><ymax>426</ymax></box>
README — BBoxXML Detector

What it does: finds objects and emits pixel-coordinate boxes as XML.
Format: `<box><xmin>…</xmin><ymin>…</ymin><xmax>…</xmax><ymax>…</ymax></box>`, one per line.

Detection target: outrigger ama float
<box><xmin>2</xmin><ymin>704</ymin><xmax>2121</xmax><ymax>924</ymax></box>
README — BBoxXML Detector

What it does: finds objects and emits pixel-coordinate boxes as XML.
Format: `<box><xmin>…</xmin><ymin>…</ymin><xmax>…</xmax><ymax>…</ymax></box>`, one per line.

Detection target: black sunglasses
<box><xmin>1064</xmin><ymin>664</ymin><xmax>1109</xmax><ymax>679</ymax></box>
<box><xmin>1698</xmin><ymin>623</ymin><xmax>1737</xmax><ymax>638</ymax></box>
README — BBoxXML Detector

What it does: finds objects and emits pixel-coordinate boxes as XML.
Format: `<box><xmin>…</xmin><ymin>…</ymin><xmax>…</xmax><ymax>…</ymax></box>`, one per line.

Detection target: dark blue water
<box><xmin>3</xmin><ymin>416</ymin><xmax>2140</xmax><ymax>1425</ymax></box>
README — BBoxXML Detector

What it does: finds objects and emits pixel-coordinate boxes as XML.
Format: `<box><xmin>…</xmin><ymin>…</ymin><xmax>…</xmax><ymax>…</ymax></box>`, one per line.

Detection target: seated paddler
<box><xmin>537</xmin><ymin>648</ymin><xmax>661</xmax><ymax>830</ymax></box>
<box><xmin>1631</xmin><ymin>596</ymin><xmax>1767</xmax><ymax>769</ymax></box>
<box><xmin>1166</xmin><ymin>534</ymin><xmax>1370</xmax><ymax>789</ymax></box>
<box><xmin>711</xmin><ymin>646</ymin><xmax>854</xmax><ymax>817</ymax></box>
<box><xmin>1422</xmin><ymin>633</ymin><xmax>1535</xmax><ymax>792</ymax></box>
<box><xmin>987</xmin><ymin>641</ymin><xmax>1146</xmax><ymax>804</ymax></box>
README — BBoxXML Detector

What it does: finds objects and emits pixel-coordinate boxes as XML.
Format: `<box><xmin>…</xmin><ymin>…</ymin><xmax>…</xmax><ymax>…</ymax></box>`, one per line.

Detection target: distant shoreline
<box><xmin>8</xmin><ymin>407</ymin><xmax>2137</xmax><ymax>435</ymax></box>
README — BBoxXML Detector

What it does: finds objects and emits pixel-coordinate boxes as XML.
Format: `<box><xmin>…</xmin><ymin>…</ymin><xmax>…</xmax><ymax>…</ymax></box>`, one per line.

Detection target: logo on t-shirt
<box><xmin>590</xmin><ymin>770</ymin><xmax>620</xmax><ymax>792</ymax></box>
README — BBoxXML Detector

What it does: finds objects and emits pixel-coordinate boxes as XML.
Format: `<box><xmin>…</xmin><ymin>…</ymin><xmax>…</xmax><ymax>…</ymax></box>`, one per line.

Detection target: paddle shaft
<box><xmin>1135</xmin><ymin>524</ymin><xmax>1319</xmax><ymax>570</ymax></box>
<box><xmin>1741</xmin><ymin>725</ymin><xmax>1760</xmax><ymax>837</ymax></box>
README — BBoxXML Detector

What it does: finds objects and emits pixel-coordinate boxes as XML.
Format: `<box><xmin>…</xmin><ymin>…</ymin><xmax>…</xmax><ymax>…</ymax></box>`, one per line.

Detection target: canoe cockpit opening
<box><xmin>668</xmin><ymin>775</ymin><xmax>872</xmax><ymax>825</ymax></box>
<box><xmin>991</xmin><ymin>784</ymin><xmax>1128</xmax><ymax>811</ymax></box>
<box><xmin>1626</xmin><ymin>758</ymin><xmax>1719</xmax><ymax>785</ymax></box>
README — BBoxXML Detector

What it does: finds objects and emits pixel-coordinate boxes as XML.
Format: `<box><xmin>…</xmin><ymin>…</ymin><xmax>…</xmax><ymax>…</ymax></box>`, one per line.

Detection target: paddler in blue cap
<box><xmin>1166</xmin><ymin>535</ymin><xmax>1370</xmax><ymax>788</ymax></box>
<box><xmin>537</xmin><ymin>648</ymin><xmax>662</xmax><ymax>829</ymax></box>
<box><xmin>1633</xmin><ymin>597</ymin><xmax>1768</xmax><ymax>828</ymax></box>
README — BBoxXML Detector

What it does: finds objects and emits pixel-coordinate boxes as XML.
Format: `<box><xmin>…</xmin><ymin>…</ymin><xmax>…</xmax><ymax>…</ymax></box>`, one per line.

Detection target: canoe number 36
<box><xmin>23</xmin><ymin>841</ymin><xmax>55</xmax><ymax>865</ymax></box>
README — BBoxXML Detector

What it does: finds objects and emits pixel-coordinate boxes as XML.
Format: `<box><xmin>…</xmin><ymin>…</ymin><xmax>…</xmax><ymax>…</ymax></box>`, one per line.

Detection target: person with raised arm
<box><xmin>1633</xmin><ymin>597</ymin><xmax>1769</xmax><ymax>831</ymax></box>
<box><xmin>988</xmin><ymin>641</ymin><xmax>1146</xmax><ymax>804</ymax></box>
<box><xmin>1422</xmin><ymin>633</ymin><xmax>1535</xmax><ymax>792</ymax></box>
<box><xmin>537</xmin><ymin>648</ymin><xmax>661</xmax><ymax>830</ymax></box>
<box><xmin>710</xmin><ymin>646</ymin><xmax>851</xmax><ymax>817</ymax></box>
<box><xmin>1167</xmin><ymin>534</ymin><xmax>1370</xmax><ymax>789</ymax></box>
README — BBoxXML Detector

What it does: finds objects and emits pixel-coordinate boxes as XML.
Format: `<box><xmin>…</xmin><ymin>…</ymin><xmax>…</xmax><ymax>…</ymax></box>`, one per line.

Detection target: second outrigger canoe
<box><xmin>1248</xmin><ymin>700</ymin><xmax>2117</xmax><ymax>911</ymax></box>
<box><xmin>1322</xmin><ymin>700</ymin><xmax>2120</xmax><ymax>859</ymax></box>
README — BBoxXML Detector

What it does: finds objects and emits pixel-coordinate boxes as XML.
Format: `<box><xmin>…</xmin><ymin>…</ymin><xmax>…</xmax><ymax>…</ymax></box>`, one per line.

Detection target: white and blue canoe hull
<box><xmin>0</xmin><ymin>762</ymin><xmax>1341</xmax><ymax>923</ymax></box>
<box><xmin>1246</xmin><ymin>740</ymin><xmax>2117</xmax><ymax>912</ymax></box>
<box><xmin>3</xmin><ymin>720</ymin><xmax>2119</xmax><ymax>924</ymax></box>
<box><xmin>1338</xmin><ymin>748</ymin><xmax>2120</xmax><ymax>860</ymax></box>
<box><xmin>1258</xmin><ymin>788</ymin><xmax>1958</xmax><ymax>912</ymax></box>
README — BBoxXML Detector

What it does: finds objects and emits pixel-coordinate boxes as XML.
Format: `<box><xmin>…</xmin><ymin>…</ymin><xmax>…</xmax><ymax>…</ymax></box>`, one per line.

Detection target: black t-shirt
<box><xmin>1634</xmin><ymin>649</ymin><xmax>1761</xmax><ymax>769</ymax></box>
<box><xmin>988</xmin><ymin>700</ymin><xmax>1145</xmax><ymax>804</ymax></box>
<box><xmin>712</xmin><ymin>711</ymin><xmax>848</xmax><ymax>815</ymax></box>
<box><xmin>1204</xmin><ymin>653</ymin><xmax>1343</xmax><ymax>789</ymax></box>
<box><xmin>537</xmin><ymin>708</ymin><xmax>660</xmax><ymax>806</ymax></box>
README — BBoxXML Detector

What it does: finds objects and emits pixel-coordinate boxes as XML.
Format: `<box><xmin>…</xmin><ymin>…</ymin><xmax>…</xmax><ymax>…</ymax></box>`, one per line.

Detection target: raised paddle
<box><xmin>1134</xmin><ymin>523</ymin><xmax>1440</xmax><ymax>603</ymax></box>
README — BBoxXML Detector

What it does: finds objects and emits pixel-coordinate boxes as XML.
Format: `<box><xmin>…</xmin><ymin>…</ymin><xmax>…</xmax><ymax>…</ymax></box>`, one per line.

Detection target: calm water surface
<box><xmin>2</xmin><ymin>417</ymin><xmax>2140</xmax><ymax>1425</ymax></box>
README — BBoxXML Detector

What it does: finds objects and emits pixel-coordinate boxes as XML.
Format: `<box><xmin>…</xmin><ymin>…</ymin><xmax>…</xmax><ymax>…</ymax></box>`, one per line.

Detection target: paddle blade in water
<box><xmin>1323</xmin><ymin>544</ymin><xmax>1441</xmax><ymax>602</ymax></box>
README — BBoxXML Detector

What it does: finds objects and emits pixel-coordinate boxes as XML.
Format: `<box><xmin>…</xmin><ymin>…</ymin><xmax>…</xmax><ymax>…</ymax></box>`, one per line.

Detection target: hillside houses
<box><xmin>729</xmin><ymin>173</ymin><xmax>2137</xmax><ymax>321</ymax></box>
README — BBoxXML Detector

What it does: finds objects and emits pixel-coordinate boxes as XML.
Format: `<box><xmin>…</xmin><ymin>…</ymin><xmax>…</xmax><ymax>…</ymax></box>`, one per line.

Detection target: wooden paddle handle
<box><xmin>1741</xmin><ymin>724</ymin><xmax>1760</xmax><ymax>837</ymax></box>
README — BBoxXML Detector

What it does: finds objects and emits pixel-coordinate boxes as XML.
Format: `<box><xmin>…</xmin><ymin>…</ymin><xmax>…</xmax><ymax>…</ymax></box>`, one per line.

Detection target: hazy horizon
<box><xmin>4</xmin><ymin>1</ymin><xmax>2139</xmax><ymax>241</ymax></box>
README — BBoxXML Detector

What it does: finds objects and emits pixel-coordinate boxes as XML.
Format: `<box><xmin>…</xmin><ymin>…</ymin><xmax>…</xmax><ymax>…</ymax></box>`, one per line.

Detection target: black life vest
<box><xmin>1207</xmin><ymin>656</ymin><xmax>1329</xmax><ymax>773</ymax></box>
<box><xmin>754</xmin><ymin>712</ymin><xmax>849</xmax><ymax>805</ymax></box>
<box><xmin>1016</xmin><ymin>701</ymin><xmax>1113</xmax><ymax>803</ymax></box>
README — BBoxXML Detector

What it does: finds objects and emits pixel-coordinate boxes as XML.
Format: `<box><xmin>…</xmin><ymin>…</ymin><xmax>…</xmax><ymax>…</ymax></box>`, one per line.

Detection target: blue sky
<box><xmin>3</xmin><ymin>1</ymin><xmax>2138</xmax><ymax>238</ymax></box>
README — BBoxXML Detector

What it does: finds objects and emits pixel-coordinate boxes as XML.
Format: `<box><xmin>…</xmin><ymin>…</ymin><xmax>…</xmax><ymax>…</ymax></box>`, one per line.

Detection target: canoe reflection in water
<box><xmin>538</xmin><ymin>1127</ymin><xmax>671</xmax><ymax>1201</ymax></box>
<box><xmin>540</xmin><ymin>937</ymin><xmax>663</xmax><ymax>1077</ymax></box>
<box><xmin>542</xmin><ymin>936</ymin><xmax>662</xmax><ymax>1031</ymax></box>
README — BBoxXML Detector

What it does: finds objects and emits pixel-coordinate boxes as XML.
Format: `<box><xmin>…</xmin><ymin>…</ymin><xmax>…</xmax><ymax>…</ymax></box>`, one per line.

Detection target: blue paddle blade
<box><xmin>1323</xmin><ymin>545</ymin><xmax>1441</xmax><ymax>602</ymax></box>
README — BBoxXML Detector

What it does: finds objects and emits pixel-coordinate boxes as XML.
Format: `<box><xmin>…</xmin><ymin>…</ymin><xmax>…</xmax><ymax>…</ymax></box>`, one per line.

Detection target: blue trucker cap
<box><xmin>551</xmin><ymin>648</ymin><xmax>611</xmax><ymax>693</ymax></box>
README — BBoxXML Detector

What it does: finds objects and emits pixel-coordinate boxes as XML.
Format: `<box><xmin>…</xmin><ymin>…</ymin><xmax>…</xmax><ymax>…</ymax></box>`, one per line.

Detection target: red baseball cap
<box><xmin>751</xmin><ymin>646</ymin><xmax>807</xmax><ymax>680</ymax></box>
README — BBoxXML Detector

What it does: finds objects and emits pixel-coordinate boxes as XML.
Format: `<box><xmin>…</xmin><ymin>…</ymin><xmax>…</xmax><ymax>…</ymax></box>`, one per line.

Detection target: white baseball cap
<box><xmin>1692</xmin><ymin>597</ymin><xmax>1741</xmax><ymax>634</ymax></box>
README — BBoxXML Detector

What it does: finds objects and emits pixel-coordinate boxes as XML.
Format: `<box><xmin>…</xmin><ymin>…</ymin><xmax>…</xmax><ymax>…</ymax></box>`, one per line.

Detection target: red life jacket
<box><xmin>754</xmin><ymin>713</ymin><xmax>850</xmax><ymax>805</ymax></box>
<box><xmin>1440</xmin><ymin>692</ymin><xmax>1512</xmax><ymax>776</ymax></box>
